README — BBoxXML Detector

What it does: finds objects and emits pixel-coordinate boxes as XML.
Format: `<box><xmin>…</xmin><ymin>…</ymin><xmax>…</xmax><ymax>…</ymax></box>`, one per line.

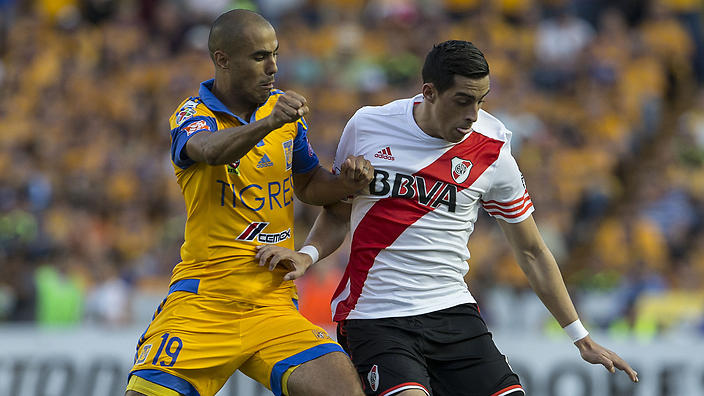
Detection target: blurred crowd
<box><xmin>1</xmin><ymin>0</ymin><xmax>704</xmax><ymax>340</ymax></box>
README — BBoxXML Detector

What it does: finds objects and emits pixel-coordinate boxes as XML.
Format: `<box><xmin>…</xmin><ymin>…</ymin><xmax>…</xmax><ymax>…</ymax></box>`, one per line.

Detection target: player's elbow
<box><xmin>294</xmin><ymin>189</ymin><xmax>323</xmax><ymax>205</ymax></box>
<box><xmin>201</xmin><ymin>146</ymin><xmax>240</xmax><ymax>166</ymax></box>
<box><xmin>203</xmin><ymin>155</ymin><xmax>227</xmax><ymax>166</ymax></box>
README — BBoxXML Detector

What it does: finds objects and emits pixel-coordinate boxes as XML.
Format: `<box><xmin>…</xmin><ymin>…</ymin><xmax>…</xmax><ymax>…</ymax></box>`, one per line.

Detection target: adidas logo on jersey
<box><xmin>374</xmin><ymin>146</ymin><xmax>395</xmax><ymax>161</ymax></box>
<box><xmin>257</xmin><ymin>154</ymin><xmax>273</xmax><ymax>168</ymax></box>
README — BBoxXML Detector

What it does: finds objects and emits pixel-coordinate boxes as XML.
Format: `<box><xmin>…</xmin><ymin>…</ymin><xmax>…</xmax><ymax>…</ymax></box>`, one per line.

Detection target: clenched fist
<box><xmin>339</xmin><ymin>155</ymin><xmax>374</xmax><ymax>195</ymax></box>
<box><xmin>266</xmin><ymin>91</ymin><xmax>309</xmax><ymax>130</ymax></box>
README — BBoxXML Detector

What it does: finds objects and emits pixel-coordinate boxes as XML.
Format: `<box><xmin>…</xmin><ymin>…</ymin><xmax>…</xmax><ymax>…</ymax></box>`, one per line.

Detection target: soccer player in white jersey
<box><xmin>257</xmin><ymin>40</ymin><xmax>638</xmax><ymax>396</ymax></box>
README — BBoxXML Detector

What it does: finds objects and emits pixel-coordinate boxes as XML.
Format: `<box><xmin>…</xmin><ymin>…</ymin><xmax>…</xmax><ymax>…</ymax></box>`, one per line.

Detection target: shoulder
<box><xmin>171</xmin><ymin>97</ymin><xmax>214</xmax><ymax>127</ymax></box>
<box><xmin>349</xmin><ymin>97</ymin><xmax>411</xmax><ymax>130</ymax></box>
<box><xmin>356</xmin><ymin>97</ymin><xmax>409</xmax><ymax>118</ymax></box>
<box><xmin>471</xmin><ymin>109</ymin><xmax>512</xmax><ymax>143</ymax></box>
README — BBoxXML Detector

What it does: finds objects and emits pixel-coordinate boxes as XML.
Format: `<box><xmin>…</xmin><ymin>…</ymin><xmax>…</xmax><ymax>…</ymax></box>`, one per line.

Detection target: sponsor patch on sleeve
<box><xmin>175</xmin><ymin>100</ymin><xmax>198</xmax><ymax>126</ymax></box>
<box><xmin>183</xmin><ymin>120</ymin><xmax>210</xmax><ymax>136</ymax></box>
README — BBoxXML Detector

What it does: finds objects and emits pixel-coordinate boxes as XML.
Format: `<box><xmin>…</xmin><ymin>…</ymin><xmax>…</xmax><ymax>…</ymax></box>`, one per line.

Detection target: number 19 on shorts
<box><xmin>136</xmin><ymin>333</ymin><xmax>183</xmax><ymax>367</ymax></box>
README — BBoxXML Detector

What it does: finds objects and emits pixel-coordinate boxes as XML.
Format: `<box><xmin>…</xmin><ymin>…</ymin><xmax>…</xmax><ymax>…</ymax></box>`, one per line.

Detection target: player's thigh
<box><xmin>286</xmin><ymin>350</ymin><xmax>363</xmax><ymax>396</ymax></box>
<box><xmin>239</xmin><ymin>305</ymin><xmax>357</xmax><ymax>395</ymax></box>
<box><xmin>127</xmin><ymin>291</ymin><xmax>248</xmax><ymax>396</ymax></box>
<box><xmin>339</xmin><ymin>319</ymin><xmax>431</xmax><ymax>396</ymax></box>
<box><xmin>124</xmin><ymin>392</ymin><xmax>186</xmax><ymax>396</ymax></box>
<box><xmin>423</xmin><ymin>304</ymin><xmax>523</xmax><ymax>396</ymax></box>
<box><xmin>428</xmin><ymin>353</ymin><xmax>522</xmax><ymax>396</ymax></box>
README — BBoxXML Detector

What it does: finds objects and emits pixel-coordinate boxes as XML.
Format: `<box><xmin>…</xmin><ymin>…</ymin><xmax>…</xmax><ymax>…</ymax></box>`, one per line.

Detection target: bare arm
<box><xmin>498</xmin><ymin>215</ymin><xmax>638</xmax><ymax>383</ymax></box>
<box><xmin>304</xmin><ymin>201</ymin><xmax>353</xmax><ymax>258</ymax></box>
<box><xmin>255</xmin><ymin>201</ymin><xmax>352</xmax><ymax>280</ymax></box>
<box><xmin>498</xmin><ymin>216</ymin><xmax>577</xmax><ymax>326</ymax></box>
<box><xmin>293</xmin><ymin>156</ymin><xmax>373</xmax><ymax>206</ymax></box>
<box><xmin>185</xmin><ymin>91</ymin><xmax>309</xmax><ymax>165</ymax></box>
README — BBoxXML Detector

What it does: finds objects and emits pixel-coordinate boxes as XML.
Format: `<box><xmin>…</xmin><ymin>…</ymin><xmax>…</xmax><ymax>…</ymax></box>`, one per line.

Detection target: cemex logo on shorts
<box><xmin>237</xmin><ymin>222</ymin><xmax>291</xmax><ymax>243</ymax></box>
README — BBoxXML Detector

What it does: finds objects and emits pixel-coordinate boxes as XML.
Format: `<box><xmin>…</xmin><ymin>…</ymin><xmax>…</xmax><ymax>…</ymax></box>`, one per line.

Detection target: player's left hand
<box><xmin>575</xmin><ymin>335</ymin><xmax>639</xmax><ymax>383</ymax></box>
<box><xmin>339</xmin><ymin>155</ymin><xmax>374</xmax><ymax>194</ymax></box>
<box><xmin>255</xmin><ymin>244</ymin><xmax>313</xmax><ymax>281</ymax></box>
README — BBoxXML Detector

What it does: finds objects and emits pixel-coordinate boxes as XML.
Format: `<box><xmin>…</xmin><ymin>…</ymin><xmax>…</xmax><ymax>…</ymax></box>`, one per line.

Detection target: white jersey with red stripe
<box><xmin>330</xmin><ymin>94</ymin><xmax>534</xmax><ymax>321</ymax></box>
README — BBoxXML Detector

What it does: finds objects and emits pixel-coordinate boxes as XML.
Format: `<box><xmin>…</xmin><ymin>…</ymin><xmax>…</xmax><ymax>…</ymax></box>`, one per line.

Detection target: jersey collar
<box><xmin>199</xmin><ymin>79</ymin><xmax>269</xmax><ymax>125</ymax></box>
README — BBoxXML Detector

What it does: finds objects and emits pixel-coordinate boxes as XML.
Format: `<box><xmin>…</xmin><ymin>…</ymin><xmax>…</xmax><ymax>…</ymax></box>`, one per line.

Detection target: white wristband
<box><xmin>298</xmin><ymin>245</ymin><xmax>319</xmax><ymax>265</ymax></box>
<box><xmin>564</xmin><ymin>319</ymin><xmax>589</xmax><ymax>342</ymax></box>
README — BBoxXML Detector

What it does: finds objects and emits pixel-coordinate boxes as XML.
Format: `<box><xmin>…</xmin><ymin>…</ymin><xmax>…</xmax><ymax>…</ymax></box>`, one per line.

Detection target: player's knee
<box><xmin>287</xmin><ymin>351</ymin><xmax>363</xmax><ymax>396</ymax></box>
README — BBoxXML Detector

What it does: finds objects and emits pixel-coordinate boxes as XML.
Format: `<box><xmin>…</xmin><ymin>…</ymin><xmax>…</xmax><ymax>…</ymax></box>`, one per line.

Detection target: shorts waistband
<box><xmin>168</xmin><ymin>279</ymin><xmax>200</xmax><ymax>295</ymax></box>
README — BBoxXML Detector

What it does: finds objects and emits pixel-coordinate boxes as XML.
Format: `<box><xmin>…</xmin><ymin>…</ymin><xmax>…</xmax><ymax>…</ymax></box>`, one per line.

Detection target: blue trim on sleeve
<box><xmin>270</xmin><ymin>343</ymin><xmax>345</xmax><ymax>396</ymax></box>
<box><xmin>291</xmin><ymin>120</ymin><xmax>319</xmax><ymax>174</ymax></box>
<box><xmin>292</xmin><ymin>298</ymin><xmax>299</xmax><ymax>310</ymax></box>
<box><xmin>130</xmin><ymin>369</ymin><xmax>200</xmax><ymax>396</ymax></box>
<box><xmin>171</xmin><ymin>116</ymin><xmax>218</xmax><ymax>169</ymax></box>
<box><xmin>168</xmin><ymin>279</ymin><xmax>200</xmax><ymax>295</ymax></box>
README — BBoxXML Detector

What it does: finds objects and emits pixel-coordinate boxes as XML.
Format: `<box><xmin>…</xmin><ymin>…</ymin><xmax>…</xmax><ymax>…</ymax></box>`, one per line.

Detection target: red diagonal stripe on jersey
<box><xmin>332</xmin><ymin>133</ymin><xmax>504</xmax><ymax>321</ymax></box>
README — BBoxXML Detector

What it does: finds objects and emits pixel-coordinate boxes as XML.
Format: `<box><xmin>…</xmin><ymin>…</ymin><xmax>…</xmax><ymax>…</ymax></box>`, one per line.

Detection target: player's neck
<box><xmin>211</xmin><ymin>79</ymin><xmax>256</xmax><ymax>121</ymax></box>
<box><xmin>412</xmin><ymin>101</ymin><xmax>440</xmax><ymax>139</ymax></box>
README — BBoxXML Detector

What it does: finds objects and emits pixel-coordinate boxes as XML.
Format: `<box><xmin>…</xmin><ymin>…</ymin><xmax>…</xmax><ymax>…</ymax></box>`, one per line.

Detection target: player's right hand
<box><xmin>255</xmin><ymin>244</ymin><xmax>313</xmax><ymax>281</ymax></box>
<box><xmin>339</xmin><ymin>155</ymin><xmax>374</xmax><ymax>195</ymax></box>
<box><xmin>266</xmin><ymin>91</ymin><xmax>309</xmax><ymax>130</ymax></box>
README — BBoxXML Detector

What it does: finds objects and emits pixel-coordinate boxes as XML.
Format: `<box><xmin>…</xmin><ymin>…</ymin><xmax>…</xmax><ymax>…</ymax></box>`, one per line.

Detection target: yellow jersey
<box><xmin>167</xmin><ymin>79</ymin><xmax>319</xmax><ymax>306</ymax></box>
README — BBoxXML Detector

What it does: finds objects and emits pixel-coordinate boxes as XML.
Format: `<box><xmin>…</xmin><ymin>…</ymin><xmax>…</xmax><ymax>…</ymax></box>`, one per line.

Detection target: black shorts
<box><xmin>337</xmin><ymin>303</ymin><xmax>524</xmax><ymax>396</ymax></box>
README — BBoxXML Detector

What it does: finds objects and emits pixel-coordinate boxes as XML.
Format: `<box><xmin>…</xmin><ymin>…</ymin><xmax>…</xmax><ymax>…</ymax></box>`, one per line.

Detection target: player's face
<box><xmin>228</xmin><ymin>24</ymin><xmax>279</xmax><ymax>106</ymax></box>
<box><xmin>431</xmin><ymin>75</ymin><xmax>490</xmax><ymax>143</ymax></box>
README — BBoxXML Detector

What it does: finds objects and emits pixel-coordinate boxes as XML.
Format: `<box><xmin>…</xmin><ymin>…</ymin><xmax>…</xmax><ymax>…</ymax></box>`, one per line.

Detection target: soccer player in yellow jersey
<box><xmin>125</xmin><ymin>9</ymin><xmax>371</xmax><ymax>396</ymax></box>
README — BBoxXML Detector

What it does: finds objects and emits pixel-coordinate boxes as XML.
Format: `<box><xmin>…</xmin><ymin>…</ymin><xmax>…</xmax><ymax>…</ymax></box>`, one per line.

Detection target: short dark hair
<box><xmin>422</xmin><ymin>40</ymin><xmax>489</xmax><ymax>93</ymax></box>
<box><xmin>208</xmin><ymin>9</ymin><xmax>270</xmax><ymax>60</ymax></box>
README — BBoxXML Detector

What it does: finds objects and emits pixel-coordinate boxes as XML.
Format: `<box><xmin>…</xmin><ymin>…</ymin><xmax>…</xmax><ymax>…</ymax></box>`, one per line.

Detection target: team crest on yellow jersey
<box><xmin>282</xmin><ymin>140</ymin><xmax>293</xmax><ymax>170</ymax></box>
<box><xmin>136</xmin><ymin>344</ymin><xmax>152</xmax><ymax>364</ymax></box>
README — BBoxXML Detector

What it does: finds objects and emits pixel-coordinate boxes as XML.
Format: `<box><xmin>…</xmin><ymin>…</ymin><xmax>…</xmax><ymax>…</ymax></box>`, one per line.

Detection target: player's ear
<box><xmin>213</xmin><ymin>50</ymin><xmax>229</xmax><ymax>69</ymax></box>
<box><xmin>421</xmin><ymin>83</ymin><xmax>436</xmax><ymax>103</ymax></box>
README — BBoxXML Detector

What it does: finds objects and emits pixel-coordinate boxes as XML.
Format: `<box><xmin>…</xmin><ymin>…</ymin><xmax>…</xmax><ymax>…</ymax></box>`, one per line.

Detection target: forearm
<box><xmin>193</xmin><ymin>118</ymin><xmax>275</xmax><ymax>165</ymax></box>
<box><xmin>500</xmin><ymin>218</ymin><xmax>638</xmax><ymax>381</ymax></box>
<box><xmin>294</xmin><ymin>167</ymin><xmax>361</xmax><ymax>206</ymax></box>
<box><xmin>518</xmin><ymin>246</ymin><xmax>579</xmax><ymax>327</ymax></box>
<box><xmin>302</xmin><ymin>202</ymin><xmax>351</xmax><ymax>259</ymax></box>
